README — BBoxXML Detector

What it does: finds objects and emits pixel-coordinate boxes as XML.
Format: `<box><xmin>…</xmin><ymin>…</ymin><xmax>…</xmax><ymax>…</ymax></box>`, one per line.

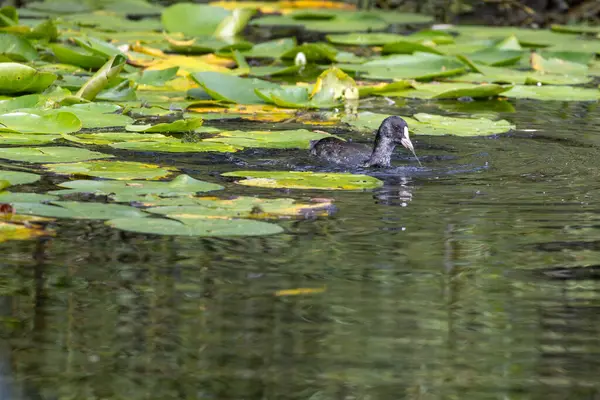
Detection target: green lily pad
<box><xmin>0</xmin><ymin>111</ymin><xmax>82</xmax><ymax>134</ymax></box>
<box><xmin>191</xmin><ymin>71</ymin><xmax>279</xmax><ymax>104</ymax></box>
<box><xmin>502</xmin><ymin>85</ymin><xmax>600</xmax><ymax>101</ymax></box>
<box><xmin>204</xmin><ymin>129</ymin><xmax>335</xmax><ymax>149</ymax></box>
<box><xmin>250</xmin><ymin>13</ymin><xmax>388</xmax><ymax>33</ymax></box>
<box><xmin>12</xmin><ymin>201</ymin><xmax>147</xmax><ymax>220</ymax></box>
<box><xmin>109</xmin><ymin>140</ymin><xmax>239</xmax><ymax>153</ymax></box>
<box><xmin>452</xmin><ymin>64</ymin><xmax>593</xmax><ymax>85</ymax></box>
<box><xmin>49</xmin><ymin>43</ymin><xmax>108</xmax><ymax>69</ymax></box>
<box><xmin>326</xmin><ymin>32</ymin><xmax>410</xmax><ymax>46</ymax></box>
<box><xmin>346</xmin><ymin>112</ymin><xmax>514</xmax><ymax>137</ymax></box>
<box><xmin>125</xmin><ymin>117</ymin><xmax>204</xmax><ymax>133</ymax></box>
<box><xmin>241</xmin><ymin>38</ymin><xmax>297</xmax><ymax>59</ymax></box>
<box><xmin>222</xmin><ymin>171</ymin><xmax>383</xmax><ymax>191</ymax></box>
<box><xmin>530</xmin><ymin>52</ymin><xmax>588</xmax><ymax>75</ymax></box>
<box><xmin>138</xmin><ymin>67</ymin><xmax>179</xmax><ymax>86</ymax></box>
<box><xmin>411</xmin><ymin>113</ymin><xmax>515</xmax><ymax>136</ymax></box>
<box><xmin>145</xmin><ymin>196</ymin><xmax>332</xmax><ymax>219</ymax></box>
<box><xmin>358</xmin><ymin>81</ymin><xmax>413</xmax><ymax>97</ymax></box>
<box><xmin>0</xmin><ymin>191</ymin><xmax>58</xmax><ymax>203</ymax></box>
<box><xmin>0</xmin><ymin>170</ymin><xmax>40</xmax><ymax>185</ymax></box>
<box><xmin>162</xmin><ymin>4</ymin><xmax>253</xmax><ymax>37</ymax></box>
<box><xmin>280</xmin><ymin>43</ymin><xmax>338</xmax><ymax>62</ymax></box>
<box><xmin>248</xmin><ymin>64</ymin><xmax>301</xmax><ymax>78</ymax></box>
<box><xmin>467</xmin><ymin>48</ymin><xmax>523</xmax><ymax>66</ymax></box>
<box><xmin>55</xmin><ymin>106</ymin><xmax>133</xmax><ymax>129</ymax></box>
<box><xmin>64</xmin><ymin>132</ymin><xmax>169</xmax><ymax>145</ymax></box>
<box><xmin>550</xmin><ymin>24</ymin><xmax>600</xmax><ymax>35</ymax></box>
<box><xmin>43</xmin><ymin>160</ymin><xmax>176</xmax><ymax>180</ymax></box>
<box><xmin>0</xmin><ymin>32</ymin><xmax>38</xmax><ymax>62</ymax></box>
<box><xmin>0</xmin><ymin>146</ymin><xmax>112</xmax><ymax>163</ymax></box>
<box><xmin>381</xmin><ymin>40</ymin><xmax>444</xmax><ymax>55</ymax></box>
<box><xmin>339</xmin><ymin>53</ymin><xmax>466</xmax><ymax>81</ymax></box>
<box><xmin>386</xmin><ymin>82</ymin><xmax>512</xmax><ymax>99</ymax></box>
<box><xmin>0</xmin><ymin>133</ymin><xmax>59</xmax><ymax>145</ymax></box>
<box><xmin>106</xmin><ymin>216</ymin><xmax>283</xmax><ymax>237</ymax></box>
<box><xmin>0</xmin><ymin>62</ymin><xmax>57</xmax><ymax>94</ymax></box>
<box><xmin>49</xmin><ymin>174</ymin><xmax>223</xmax><ymax>202</ymax></box>
<box><xmin>0</xmin><ymin>94</ymin><xmax>41</xmax><ymax>113</ymax></box>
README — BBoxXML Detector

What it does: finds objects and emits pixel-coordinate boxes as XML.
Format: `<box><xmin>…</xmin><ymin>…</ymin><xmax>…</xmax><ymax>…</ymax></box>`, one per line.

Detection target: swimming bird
<box><xmin>309</xmin><ymin>116</ymin><xmax>421</xmax><ymax>168</ymax></box>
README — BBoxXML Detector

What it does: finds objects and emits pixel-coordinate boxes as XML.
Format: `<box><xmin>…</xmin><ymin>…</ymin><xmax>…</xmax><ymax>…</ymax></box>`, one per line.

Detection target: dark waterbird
<box><xmin>309</xmin><ymin>116</ymin><xmax>422</xmax><ymax>168</ymax></box>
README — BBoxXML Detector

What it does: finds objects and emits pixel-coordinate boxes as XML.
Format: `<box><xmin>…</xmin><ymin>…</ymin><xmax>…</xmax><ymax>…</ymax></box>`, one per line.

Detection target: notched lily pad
<box><xmin>43</xmin><ymin>160</ymin><xmax>176</xmax><ymax>180</ymax></box>
<box><xmin>50</xmin><ymin>174</ymin><xmax>224</xmax><ymax>202</ymax></box>
<box><xmin>222</xmin><ymin>171</ymin><xmax>383</xmax><ymax>190</ymax></box>
<box><xmin>0</xmin><ymin>146</ymin><xmax>112</xmax><ymax>163</ymax></box>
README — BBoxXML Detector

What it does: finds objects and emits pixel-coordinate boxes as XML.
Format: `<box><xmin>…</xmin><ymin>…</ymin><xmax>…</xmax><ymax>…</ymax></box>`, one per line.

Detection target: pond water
<box><xmin>2</xmin><ymin>99</ymin><xmax>600</xmax><ymax>399</ymax></box>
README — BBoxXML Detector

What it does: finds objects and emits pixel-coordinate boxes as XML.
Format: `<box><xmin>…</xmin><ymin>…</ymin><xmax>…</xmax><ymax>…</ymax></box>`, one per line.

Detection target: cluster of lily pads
<box><xmin>0</xmin><ymin>0</ymin><xmax>598</xmax><ymax>239</ymax></box>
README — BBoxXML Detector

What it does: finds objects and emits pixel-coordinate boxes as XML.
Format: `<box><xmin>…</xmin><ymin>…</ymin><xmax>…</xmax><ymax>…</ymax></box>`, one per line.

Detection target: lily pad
<box><xmin>502</xmin><ymin>85</ymin><xmax>600</xmax><ymax>101</ymax></box>
<box><xmin>106</xmin><ymin>216</ymin><xmax>284</xmax><ymax>237</ymax></box>
<box><xmin>145</xmin><ymin>196</ymin><xmax>333</xmax><ymax>219</ymax></box>
<box><xmin>0</xmin><ymin>133</ymin><xmax>60</xmax><ymax>145</ymax></box>
<box><xmin>0</xmin><ymin>220</ymin><xmax>52</xmax><ymax>243</ymax></box>
<box><xmin>204</xmin><ymin>129</ymin><xmax>335</xmax><ymax>149</ymax></box>
<box><xmin>346</xmin><ymin>112</ymin><xmax>514</xmax><ymax>137</ymax></box>
<box><xmin>411</xmin><ymin>113</ymin><xmax>515</xmax><ymax>136</ymax></box>
<box><xmin>0</xmin><ymin>170</ymin><xmax>40</xmax><ymax>186</ymax></box>
<box><xmin>241</xmin><ymin>38</ymin><xmax>297</xmax><ymax>59</ymax></box>
<box><xmin>0</xmin><ymin>192</ymin><xmax>58</xmax><ymax>203</ymax></box>
<box><xmin>222</xmin><ymin>171</ymin><xmax>383</xmax><ymax>190</ymax></box>
<box><xmin>452</xmin><ymin>64</ymin><xmax>593</xmax><ymax>85</ymax></box>
<box><xmin>191</xmin><ymin>71</ymin><xmax>279</xmax><ymax>104</ymax></box>
<box><xmin>280</xmin><ymin>43</ymin><xmax>338</xmax><ymax>62</ymax></box>
<box><xmin>0</xmin><ymin>111</ymin><xmax>82</xmax><ymax>134</ymax></box>
<box><xmin>11</xmin><ymin>201</ymin><xmax>147</xmax><ymax>220</ymax></box>
<box><xmin>0</xmin><ymin>62</ymin><xmax>57</xmax><ymax>94</ymax></box>
<box><xmin>326</xmin><ymin>32</ymin><xmax>409</xmax><ymax>46</ymax></box>
<box><xmin>125</xmin><ymin>117</ymin><xmax>204</xmax><ymax>133</ymax></box>
<box><xmin>49</xmin><ymin>174</ymin><xmax>224</xmax><ymax>202</ymax></box>
<box><xmin>381</xmin><ymin>40</ymin><xmax>444</xmax><ymax>55</ymax></box>
<box><xmin>0</xmin><ymin>146</ymin><xmax>112</xmax><ymax>163</ymax></box>
<box><xmin>385</xmin><ymin>82</ymin><xmax>511</xmax><ymax>99</ymax></box>
<box><xmin>43</xmin><ymin>160</ymin><xmax>176</xmax><ymax>180</ymax></box>
<box><xmin>162</xmin><ymin>3</ymin><xmax>254</xmax><ymax>37</ymax></box>
<box><xmin>109</xmin><ymin>140</ymin><xmax>239</xmax><ymax>153</ymax></box>
<box><xmin>339</xmin><ymin>53</ymin><xmax>466</xmax><ymax>81</ymax></box>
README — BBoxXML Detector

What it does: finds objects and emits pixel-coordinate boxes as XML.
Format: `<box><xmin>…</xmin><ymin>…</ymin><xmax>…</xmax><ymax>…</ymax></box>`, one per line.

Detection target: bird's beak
<box><xmin>400</xmin><ymin>126</ymin><xmax>415</xmax><ymax>152</ymax></box>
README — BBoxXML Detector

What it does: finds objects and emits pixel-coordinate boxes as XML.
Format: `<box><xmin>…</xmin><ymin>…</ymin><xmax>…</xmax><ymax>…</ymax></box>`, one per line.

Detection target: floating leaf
<box><xmin>204</xmin><ymin>129</ymin><xmax>335</xmax><ymax>149</ymax></box>
<box><xmin>381</xmin><ymin>40</ymin><xmax>444</xmax><ymax>55</ymax></box>
<box><xmin>0</xmin><ymin>146</ymin><xmax>111</xmax><ymax>163</ymax></box>
<box><xmin>162</xmin><ymin>3</ymin><xmax>252</xmax><ymax>37</ymax></box>
<box><xmin>0</xmin><ymin>133</ymin><xmax>59</xmax><ymax>145</ymax></box>
<box><xmin>346</xmin><ymin>112</ymin><xmax>514</xmax><ymax>137</ymax></box>
<box><xmin>106</xmin><ymin>216</ymin><xmax>283</xmax><ymax>236</ymax></box>
<box><xmin>11</xmin><ymin>201</ymin><xmax>147</xmax><ymax>220</ymax></box>
<box><xmin>0</xmin><ymin>32</ymin><xmax>38</xmax><ymax>62</ymax></box>
<box><xmin>222</xmin><ymin>171</ymin><xmax>383</xmax><ymax>190</ymax></box>
<box><xmin>326</xmin><ymin>32</ymin><xmax>410</xmax><ymax>46</ymax></box>
<box><xmin>386</xmin><ymin>82</ymin><xmax>511</xmax><ymax>99</ymax></box>
<box><xmin>110</xmin><ymin>140</ymin><xmax>239</xmax><ymax>153</ymax></box>
<box><xmin>0</xmin><ymin>191</ymin><xmax>58</xmax><ymax>203</ymax></box>
<box><xmin>241</xmin><ymin>38</ymin><xmax>296</xmax><ymax>59</ymax></box>
<box><xmin>125</xmin><ymin>117</ymin><xmax>204</xmax><ymax>133</ymax></box>
<box><xmin>43</xmin><ymin>160</ymin><xmax>176</xmax><ymax>180</ymax></box>
<box><xmin>138</xmin><ymin>67</ymin><xmax>179</xmax><ymax>85</ymax></box>
<box><xmin>0</xmin><ymin>170</ymin><xmax>40</xmax><ymax>186</ymax></box>
<box><xmin>145</xmin><ymin>196</ymin><xmax>333</xmax><ymax>219</ymax></box>
<box><xmin>530</xmin><ymin>52</ymin><xmax>588</xmax><ymax>75</ymax></box>
<box><xmin>452</xmin><ymin>64</ymin><xmax>592</xmax><ymax>85</ymax></box>
<box><xmin>0</xmin><ymin>62</ymin><xmax>56</xmax><ymax>94</ymax></box>
<box><xmin>411</xmin><ymin>113</ymin><xmax>515</xmax><ymax>136</ymax></box>
<box><xmin>339</xmin><ymin>52</ymin><xmax>466</xmax><ymax>81</ymax></box>
<box><xmin>280</xmin><ymin>43</ymin><xmax>338</xmax><ymax>62</ymax></box>
<box><xmin>49</xmin><ymin>43</ymin><xmax>108</xmax><ymax>69</ymax></box>
<box><xmin>50</xmin><ymin>174</ymin><xmax>223</xmax><ymax>202</ymax></box>
<box><xmin>191</xmin><ymin>71</ymin><xmax>279</xmax><ymax>104</ymax></box>
<box><xmin>502</xmin><ymin>85</ymin><xmax>600</xmax><ymax>101</ymax></box>
<box><xmin>0</xmin><ymin>111</ymin><xmax>82</xmax><ymax>134</ymax></box>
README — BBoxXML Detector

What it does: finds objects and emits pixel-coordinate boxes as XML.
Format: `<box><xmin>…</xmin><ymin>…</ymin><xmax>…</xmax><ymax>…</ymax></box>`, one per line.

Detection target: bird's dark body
<box><xmin>309</xmin><ymin>137</ymin><xmax>372</xmax><ymax>167</ymax></box>
<box><xmin>309</xmin><ymin>116</ymin><xmax>417</xmax><ymax>168</ymax></box>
